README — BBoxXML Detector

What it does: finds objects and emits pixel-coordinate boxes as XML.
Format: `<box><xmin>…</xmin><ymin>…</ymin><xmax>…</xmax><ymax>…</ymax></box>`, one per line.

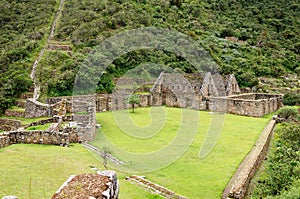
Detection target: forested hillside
<box><xmin>1</xmin><ymin>0</ymin><xmax>299</xmax><ymax>112</ymax></box>
<box><xmin>0</xmin><ymin>0</ymin><xmax>59</xmax><ymax>112</ymax></box>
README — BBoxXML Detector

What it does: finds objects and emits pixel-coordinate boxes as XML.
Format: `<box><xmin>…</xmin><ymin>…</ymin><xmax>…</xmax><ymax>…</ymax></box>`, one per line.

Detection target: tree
<box><xmin>128</xmin><ymin>93</ymin><xmax>140</xmax><ymax>113</ymax></box>
<box><xmin>102</xmin><ymin>146</ymin><xmax>112</xmax><ymax>170</ymax></box>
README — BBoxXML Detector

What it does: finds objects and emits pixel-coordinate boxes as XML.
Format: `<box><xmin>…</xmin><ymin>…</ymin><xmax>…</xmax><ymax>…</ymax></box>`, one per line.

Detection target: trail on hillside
<box><xmin>30</xmin><ymin>0</ymin><xmax>65</xmax><ymax>100</ymax></box>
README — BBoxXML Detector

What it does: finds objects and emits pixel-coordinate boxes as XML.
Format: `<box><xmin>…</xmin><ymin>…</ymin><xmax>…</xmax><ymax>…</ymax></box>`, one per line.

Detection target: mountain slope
<box><xmin>0</xmin><ymin>0</ymin><xmax>299</xmax><ymax>112</ymax></box>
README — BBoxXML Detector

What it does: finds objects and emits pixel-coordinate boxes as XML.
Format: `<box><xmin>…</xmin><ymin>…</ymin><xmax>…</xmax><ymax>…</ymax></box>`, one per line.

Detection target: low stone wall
<box><xmin>5</xmin><ymin>110</ymin><xmax>25</xmax><ymax>118</ymax></box>
<box><xmin>0</xmin><ymin>119</ymin><xmax>22</xmax><ymax>131</ymax></box>
<box><xmin>222</xmin><ymin>120</ymin><xmax>276</xmax><ymax>199</ymax></box>
<box><xmin>52</xmin><ymin>171</ymin><xmax>119</xmax><ymax>199</ymax></box>
<box><xmin>127</xmin><ymin>175</ymin><xmax>188</xmax><ymax>199</ymax></box>
<box><xmin>25</xmin><ymin>116</ymin><xmax>73</xmax><ymax>128</ymax></box>
<box><xmin>6</xmin><ymin>131</ymin><xmax>70</xmax><ymax>146</ymax></box>
<box><xmin>227</xmin><ymin>93</ymin><xmax>257</xmax><ymax>100</ymax></box>
<box><xmin>209</xmin><ymin>93</ymin><xmax>283</xmax><ymax>117</ymax></box>
<box><xmin>0</xmin><ymin>136</ymin><xmax>10</xmax><ymax>148</ymax></box>
<box><xmin>0</xmin><ymin>128</ymin><xmax>80</xmax><ymax>150</ymax></box>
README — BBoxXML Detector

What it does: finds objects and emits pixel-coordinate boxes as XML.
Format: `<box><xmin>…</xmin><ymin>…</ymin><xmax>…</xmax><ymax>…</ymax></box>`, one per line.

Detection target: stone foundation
<box><xmin>5</xmin><ymin>110</ymin><xmax>25</xmax><ymax>118</ymax></box>
<box><xmin>209</xmin><ymin>93</ymin><xmax>283</xmax><ymax>117</ymax></box>
<box><xmin>52</xmin><ymin>171</ymin><xmax>119</xmax><ymax>199</ymax></box>
<box><xmin>0</xmin><ymin>129</ymin><xmax>79</xmax><ymax>148</ymax></box>
<box><xmin>0</xmin><ymin>119</ymin><xmax>22</xmax><ymax>131</ymax></box>
<box><xmin>0</xmin><ymin>135</ymin><xmax>10</xmax><ymax>148</ymax></box>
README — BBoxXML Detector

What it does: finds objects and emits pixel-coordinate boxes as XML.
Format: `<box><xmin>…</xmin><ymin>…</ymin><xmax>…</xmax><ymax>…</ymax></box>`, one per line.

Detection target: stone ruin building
<box><xmin>20</xmin><ymin>72</ymin><xmax>283</xmax><ymax>142</ymax></box>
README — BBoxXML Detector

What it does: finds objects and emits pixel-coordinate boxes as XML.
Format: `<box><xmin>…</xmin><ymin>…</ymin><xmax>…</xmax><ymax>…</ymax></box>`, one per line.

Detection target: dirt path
<box><xmin>30</xmin><ymin>0</ymin><xmax>65</xmax><ymax>100</ymax></box>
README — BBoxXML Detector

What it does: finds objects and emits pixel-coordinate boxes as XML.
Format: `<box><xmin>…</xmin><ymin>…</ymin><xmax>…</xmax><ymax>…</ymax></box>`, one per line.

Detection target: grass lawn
<box><xmin>25</xmin><ymin>123</ymin><xmax>52</xmax><ymax>131</ymax></box>
<box><xmin>0</xmin><ymin>144</ymin><xmax>157</xmax><ymax>199</ymax></box>
<box><xmin>89</xmin><ymin>107</ymin><xmax>272</xmax><ymax>198</ymax></box>
<box><xmin>0</xmin><ymin>107</ymin><xmax>271</xmax><ymax>199</ymax></box>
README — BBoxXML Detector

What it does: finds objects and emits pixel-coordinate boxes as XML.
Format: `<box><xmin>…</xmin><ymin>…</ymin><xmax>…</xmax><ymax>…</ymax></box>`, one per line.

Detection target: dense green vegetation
<box><xmin>1</xmin><ymin>0</ymin><xmax>299</xmax><ymax>111</ymax></box>
<box><xmin>89</xmin><ymin>107</ymin><xmax>271</xmax><ymax>198</ymax></box>
<box><xmin>283</xmin><ymin>93</ymin><xmax>300</xmax><ymax>106</ymax></box>
<box><xmin>48</xmin><ymin>0</ymin><xmax>299</xmax><ymax>91</ymax></box>
<box><xmin>250</xmin><ymin>107</ymin><xmax>300</xmax><ymax>199</ymax></box>
<box><xmin>0</xmin><ymin>0</ymin><xmax>59</xmax><ymax>112</ymax></box>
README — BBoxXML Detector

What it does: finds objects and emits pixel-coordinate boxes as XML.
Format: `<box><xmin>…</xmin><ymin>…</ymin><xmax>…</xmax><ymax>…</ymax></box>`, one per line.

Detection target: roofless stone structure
<box><xmin>24</xmin><ymin>72</ymin><xmax>282</xmax><ymax>141</ymax></box>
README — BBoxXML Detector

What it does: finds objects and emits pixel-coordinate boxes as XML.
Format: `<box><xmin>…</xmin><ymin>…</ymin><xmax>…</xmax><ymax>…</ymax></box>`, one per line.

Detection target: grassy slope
<box><xmin>90</xmin><ymin>107</ymin><xmax>271</xmax><ymax>198</ymax></box>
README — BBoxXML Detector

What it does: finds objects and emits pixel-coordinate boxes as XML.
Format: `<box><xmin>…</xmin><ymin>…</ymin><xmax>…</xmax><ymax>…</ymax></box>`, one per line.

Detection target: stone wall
<box><xmin>224</xmin><ymin>74</ymin><xmax>241</xmax><ymax>95</ymax></box>
<box><xmin>25</xmin><ymin>98</ymin><xmax>52</xmax><ymax>118</ymax></box>
<box><xmin>73</xmin><ymin>97</ymin><xmax>96</xmax><ymax>141</ymax></box>
<box><xmin>127</xmin><ymin>175</ymin><xmax>188</xmax><ymax>199</ymax></box>
<box><xmin>4</xmin><ymin>131</ymin><xmax>70</xmax><ymax>146</ymax></box>
<box><xmin>0</xmin><ymin>135</ymin><xmax>10</xmax><ymax>148</ymax></box>
<box><xmin>227</xmin><ymin>93</ymin><xmax>257</xmax><ymax>100</ymax></box>
<box><xmin>46</xmin><ymin>92</ymin><xmax>282</xmax><ymax>118</ymax></box>
<box><xmin>5</xmin><ymin>110</ymin><xmax>25</xmax><ymax>118</ymax></box>
<box><xmin>222</xmin><ymin>120</ymin><xmax>276</xmax><ymax>199</ymax></box>
<box><xmin>0</xmin><ymin>119</ymin><xmax>22</xmax><ymax>131</ymax></box>
<box><xmin>52</xmin><ymin>171</ymin><xmax>119</xmax><ymax>199</ymax></box>
<box><xmin>25</xmin><ymin>116</ymin><xmax>73</xmax><ymax>128</ymax></box>
<box><xmin>209</xmin><ymin>93</ymin><xmax>283</xmax><ymax>117</ymax></box>
<box><xmin>0</xmin><ymin>128</ymin><xmax>79</xmax><ymax>149</ymax></box>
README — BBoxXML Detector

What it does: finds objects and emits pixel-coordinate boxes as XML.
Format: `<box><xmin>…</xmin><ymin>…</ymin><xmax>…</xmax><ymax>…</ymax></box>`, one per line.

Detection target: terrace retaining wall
<box><xmin>0</xmin><ymin>135</ymin><xmax>10</xmax><ymax>148</ymax></box>
<box><xmin>4</xmin><ymin>110</ymin><xmax>25</xmax><ymax>118</ymax></box>
<box><xmin>0</xmin><ymin>119</ymin><xmax>22</xmax><ymax>131</ymax></box>
<box><xmin>0</xmin><ymin>129</ymin><xmax>79</xmax><ymax>149</ymax></box>
<box><xmin>222</xmin><ymin>119</ymin><xmax>276</xmax><ymax>199</ymax></box>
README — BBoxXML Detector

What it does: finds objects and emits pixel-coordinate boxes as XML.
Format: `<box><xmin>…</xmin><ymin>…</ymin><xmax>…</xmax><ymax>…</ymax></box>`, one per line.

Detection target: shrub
<box><xmin>251</xmin><ymin>123</ymin><xmax>300</xmax><ymax>198</ymax></box>
<box><xmin>277</xmin><ymin>106</ymin><xmax>298</xmax><ymax>121</ymax></box>
<box><xmin>283</xmin><ymin>93</ymin><xmax>300</xmax><ymax>106</ymax></box>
